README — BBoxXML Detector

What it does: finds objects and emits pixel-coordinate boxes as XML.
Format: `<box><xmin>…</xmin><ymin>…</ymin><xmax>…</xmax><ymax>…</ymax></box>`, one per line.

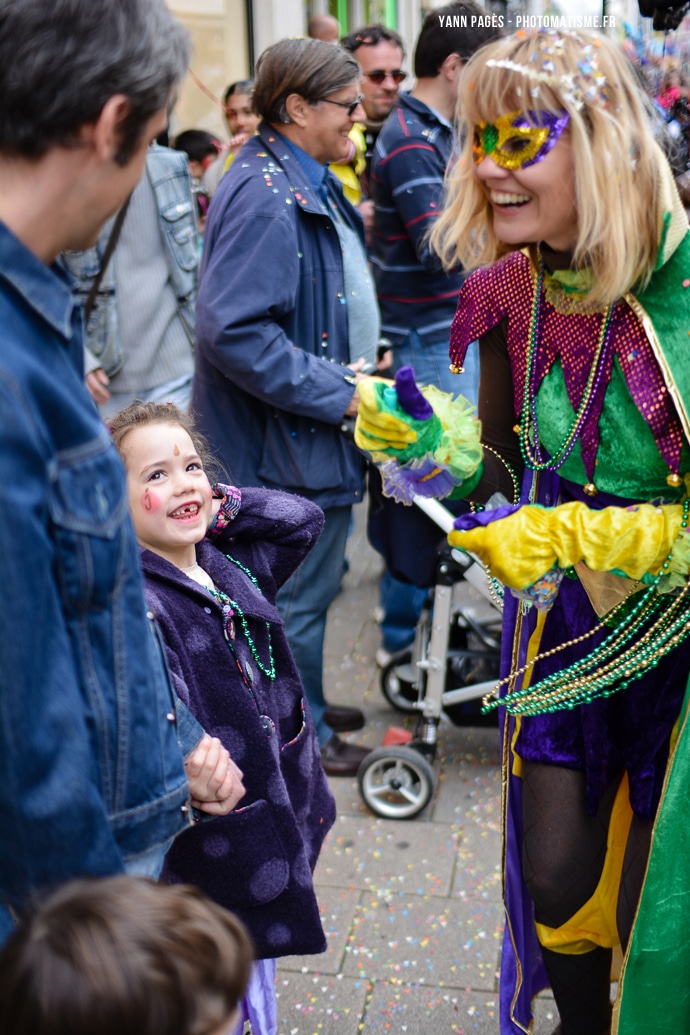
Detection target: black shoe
<box><xmin>320</xmin><ymin>734</ymin><xmax>370</xmax><ymax>776</ymax></box>
<box><xmin>323</xmin><ymin>704</ymin><xmax>365</xmax><ymax>732</ymax></box>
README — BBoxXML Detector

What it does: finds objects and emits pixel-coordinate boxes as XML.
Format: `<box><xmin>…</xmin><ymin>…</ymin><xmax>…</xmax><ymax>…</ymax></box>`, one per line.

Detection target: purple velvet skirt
<box><xmin>498</xmin><ymin>474</ymin><xmax>690</xmax><ymax>1033</ymax></box>
<box><xmin>515</xmin><ymin>572</ymin><xmax>690</xmax><ymax>820</ymax></box>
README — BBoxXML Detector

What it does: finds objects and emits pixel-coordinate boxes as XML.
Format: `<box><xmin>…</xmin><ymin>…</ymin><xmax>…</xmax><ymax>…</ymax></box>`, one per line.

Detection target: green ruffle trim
<box><xmin>421</xmin><ymin>385</ymin><xmax>483</xmax><ymax>482</ymax></box>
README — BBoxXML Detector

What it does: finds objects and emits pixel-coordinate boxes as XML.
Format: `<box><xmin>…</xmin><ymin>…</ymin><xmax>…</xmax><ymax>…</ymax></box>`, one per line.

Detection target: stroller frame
<box><xmin>358</xmin><ymin>496</ymin><xmax>503</xmax><ymax>819</ymax></box>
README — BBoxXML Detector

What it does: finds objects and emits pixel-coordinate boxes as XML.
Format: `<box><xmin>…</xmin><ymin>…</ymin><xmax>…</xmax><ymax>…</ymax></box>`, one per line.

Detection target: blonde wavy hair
<box><xmin>430</xmin><ymin>30</ymin><xmax>665</xmax><ymax>310</ymax></box>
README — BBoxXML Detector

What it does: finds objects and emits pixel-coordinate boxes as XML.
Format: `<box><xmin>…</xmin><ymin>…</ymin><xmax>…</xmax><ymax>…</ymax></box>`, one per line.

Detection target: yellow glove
<box><xmin>354</xmin><ymin>377</ymin><xmax>419</xmax><ymax>454</ymax></box>
<box><xmin>448</xmin><ymin>501</ymin><xmax>685</xmax><ymax>590</ymax></box>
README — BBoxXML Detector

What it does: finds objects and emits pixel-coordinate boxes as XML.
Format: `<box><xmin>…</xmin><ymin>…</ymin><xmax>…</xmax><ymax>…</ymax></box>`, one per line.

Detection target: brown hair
<box><xmin>0</xmin><ymin>876</ymin><xmax>253</xmax><ymax>1035</ymax></box>
<box><xmin>109</xmin><ymin>401</ymin><xmax>220</xmax><ymax>483</ymax></box>
<box><xmin>253</xmin><ymin>37</ymin><xmax>361</xmax><ymax>124</ymax></box>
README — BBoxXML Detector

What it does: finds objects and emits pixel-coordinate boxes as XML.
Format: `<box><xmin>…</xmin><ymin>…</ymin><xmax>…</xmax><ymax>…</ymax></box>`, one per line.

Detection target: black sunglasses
<box><xmin>320</xmin><ymin>93</ymin><xmax>364</xmax><ymax>117</ymax></box>
<box><xmin>364</xmin><ymin>70</ymin><xmax>406</xmax><ymax>85</ymax></box>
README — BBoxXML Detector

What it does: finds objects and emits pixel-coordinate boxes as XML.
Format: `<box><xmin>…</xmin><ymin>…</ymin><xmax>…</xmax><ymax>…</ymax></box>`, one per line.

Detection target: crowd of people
<box><xmin>1</xmin><ymin>1</ymin><xmax>690</xmax><ymax>1034</ymax></box>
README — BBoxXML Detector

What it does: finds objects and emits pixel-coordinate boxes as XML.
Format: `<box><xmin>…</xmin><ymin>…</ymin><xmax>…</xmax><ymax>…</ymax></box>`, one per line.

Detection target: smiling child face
<box><xmin>123</xmin><ymin>422</ymin><xmax>213</xmax><ymax>569</ymax></box>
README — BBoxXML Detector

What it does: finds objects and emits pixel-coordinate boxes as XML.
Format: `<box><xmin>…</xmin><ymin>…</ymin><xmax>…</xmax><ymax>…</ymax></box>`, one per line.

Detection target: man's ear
<box><xmin>90</xmin><ymin>94</ymin><xmax>131</xmax><ymax>161</ymax></box>
<box><xmin>441</xmin><ymin>52</ymin><xmax>463</xmax><ymax>84</ymax></box>
<box><xmin>285</xmin><ymin>93</ymin><xmax>310</xmax><ymax>128</ymax></box>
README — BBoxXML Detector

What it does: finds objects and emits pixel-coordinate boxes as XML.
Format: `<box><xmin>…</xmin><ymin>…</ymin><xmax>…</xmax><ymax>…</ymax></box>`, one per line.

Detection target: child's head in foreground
<box><xmin>110</xmin><ymin>401</ymin><xmax>219</xmax><ymax>567</ymax></box>
<box><xmin>0</xmin><ymin>876</ymin><xmax>252</xmax><ymax>1035</ymax></box>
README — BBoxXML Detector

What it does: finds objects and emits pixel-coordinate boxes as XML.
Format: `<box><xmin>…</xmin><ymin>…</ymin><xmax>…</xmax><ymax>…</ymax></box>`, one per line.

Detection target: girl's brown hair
<box><xmin>109</xmin><ymin>401</ymin><xmax>220</xmax><ymax>483</ymax></box>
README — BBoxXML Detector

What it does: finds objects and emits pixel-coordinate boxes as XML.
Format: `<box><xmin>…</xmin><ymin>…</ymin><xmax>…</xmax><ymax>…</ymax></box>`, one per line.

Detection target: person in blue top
<box><xmin>0</xmin><ymin>0</ymin><xmax>243</xmax><ymax>943</ymax></box>
<box><xmin>193</xmin><ymin>37</ymin><xmax>380</xmax><ymax>775</ymax></box>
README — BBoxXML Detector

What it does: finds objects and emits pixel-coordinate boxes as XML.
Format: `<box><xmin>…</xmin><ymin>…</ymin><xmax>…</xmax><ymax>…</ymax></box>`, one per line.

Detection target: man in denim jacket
<box><xmin>0</xmin><ymin>0</ymin><xmax>242</xmax><ymax>941</ymax></box>
<box><xmin>63</xmin><ymin>144</ymin><xmax>198</xmax><ymax>418</ymax></box>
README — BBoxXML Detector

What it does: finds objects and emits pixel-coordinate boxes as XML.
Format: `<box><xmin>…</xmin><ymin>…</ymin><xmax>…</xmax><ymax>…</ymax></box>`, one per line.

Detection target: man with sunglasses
<box><xmin>367</xmin><ymin>3</ymin><xmax>503</xmax><ymax>665</ymax></box>
<box><xmin>336</xmin><ymin>25</ymin><xmax>406</xmax><ymax>242</ymax></box>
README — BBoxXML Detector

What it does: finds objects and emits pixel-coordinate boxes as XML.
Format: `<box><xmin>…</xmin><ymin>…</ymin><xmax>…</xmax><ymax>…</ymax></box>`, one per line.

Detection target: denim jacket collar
<box><xmin>257</xmin><ymin>123</ymin><xmax>331</xmax><ymax>216</ymax></box>
<box><xmin>0</xmin><ymin>221</ymin><xmax>77</xmax><ymax>340</ymax></box>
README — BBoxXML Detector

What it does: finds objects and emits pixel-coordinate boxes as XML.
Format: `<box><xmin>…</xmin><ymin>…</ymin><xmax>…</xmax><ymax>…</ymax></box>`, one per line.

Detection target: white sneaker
<box><xmin>372</xmin><ymin>605</ymin><xmax>385</xmax><ymax>624</ymax></box>
<box><xmin>375</xmin><ymin>647</ymin><xmax>392</xmax><ymax>668</ymax></box>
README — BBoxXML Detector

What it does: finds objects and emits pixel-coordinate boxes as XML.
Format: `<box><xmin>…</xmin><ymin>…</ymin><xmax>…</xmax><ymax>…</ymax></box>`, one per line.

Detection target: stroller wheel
<box><xmin>380</xmin><ymin>650</ymin><xmax>419</xmax><ymax>712</ymax></box>
<box><xmin>358</xmin><ymin>746</ymin><xmax>436</xmax><ymax>819</ymax></box>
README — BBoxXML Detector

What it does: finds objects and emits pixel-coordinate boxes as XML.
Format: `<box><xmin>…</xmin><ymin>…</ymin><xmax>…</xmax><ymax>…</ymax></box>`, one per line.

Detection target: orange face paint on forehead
<box><xmin>173</xmin><ymin>444</ymin><xmax>180</xmax><ymax>456</ymax></box>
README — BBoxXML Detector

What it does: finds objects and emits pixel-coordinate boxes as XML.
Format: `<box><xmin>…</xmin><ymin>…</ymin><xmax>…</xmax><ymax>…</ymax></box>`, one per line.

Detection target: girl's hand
<box><xmin>184</xmin><ymin>734</ymin><xmax>245</xmax><ymax>815</ymax></box>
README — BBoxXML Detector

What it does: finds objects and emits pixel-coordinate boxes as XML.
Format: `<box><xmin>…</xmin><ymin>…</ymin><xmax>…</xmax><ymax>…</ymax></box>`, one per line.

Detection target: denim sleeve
<box><xmin>0</xmin><ymin>376</ymin><xmax>124</xmax><ymax>912</ymax></box>
<box><xmin>171</xmin><ymin>693</ymin><xmax>205</xmax><ymax>758</ymax></box>
<box><xmin>149</xmin><ymin>616</ymin><xmax>204</xmax><ymax>758</ymax></box>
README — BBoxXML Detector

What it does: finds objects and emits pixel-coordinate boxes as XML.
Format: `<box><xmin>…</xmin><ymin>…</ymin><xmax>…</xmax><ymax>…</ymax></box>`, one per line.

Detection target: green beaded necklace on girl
<box><xmin>207</xmin><ymin>554</ymin><xmax>276</xmax><ymax>687</ymax></box>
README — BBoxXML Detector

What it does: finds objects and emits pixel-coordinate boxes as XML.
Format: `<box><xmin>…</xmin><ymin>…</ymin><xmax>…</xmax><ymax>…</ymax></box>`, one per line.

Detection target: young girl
<box><xmin>110</xmin><ymin>402</ymin><xmax>336</xmax><ymax>1035</ymax></box>
<box><xmin>355</xmin><ymin>29</ymin><xmax>690</xmax><ymax>1035</ymax></box>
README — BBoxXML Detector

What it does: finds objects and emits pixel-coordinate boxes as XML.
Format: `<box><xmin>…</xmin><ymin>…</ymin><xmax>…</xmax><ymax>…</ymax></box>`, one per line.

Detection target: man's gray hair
<box><xmin>0</xmin><ymin>0</ymin><xmax>190</xmax><ymax>163</ymax></box>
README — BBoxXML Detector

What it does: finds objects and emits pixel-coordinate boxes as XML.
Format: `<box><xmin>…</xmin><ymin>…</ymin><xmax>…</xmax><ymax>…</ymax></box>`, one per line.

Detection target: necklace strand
<box><xmin>519</xmin><ymin>259</ymin><xmax>615</xmax><ymax>477</ymax></box>
<box><xmin>483</xmin><ymin>498</ymin><xmax>690</xmax><ymax>714</ymax></box>
<box><xmin>207</xmin><ymin>554</ymin><xmax>276</xmax><ymax>682</ymax></box>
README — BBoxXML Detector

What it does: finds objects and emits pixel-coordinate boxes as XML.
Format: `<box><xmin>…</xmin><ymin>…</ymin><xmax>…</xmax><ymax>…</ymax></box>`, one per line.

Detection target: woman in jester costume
<box><xmin>355</xmin><ymin>30</ymin><xmax>690</xmax><ymax>1035</ymax></box>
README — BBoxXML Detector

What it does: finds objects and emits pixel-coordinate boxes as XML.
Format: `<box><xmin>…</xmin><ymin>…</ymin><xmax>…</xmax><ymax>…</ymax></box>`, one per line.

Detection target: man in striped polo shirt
<box><xmin>368</xmin><ymin>2</ymin><xmax>502</xmax><ymax>662</ymax></box>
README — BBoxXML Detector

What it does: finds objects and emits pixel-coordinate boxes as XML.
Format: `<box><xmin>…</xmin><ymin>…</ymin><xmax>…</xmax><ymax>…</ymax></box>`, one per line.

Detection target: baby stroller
<box><xmin>358</xmin><ymin>494</ymin><xmax>503</xmax><ymax>820</ymax></box>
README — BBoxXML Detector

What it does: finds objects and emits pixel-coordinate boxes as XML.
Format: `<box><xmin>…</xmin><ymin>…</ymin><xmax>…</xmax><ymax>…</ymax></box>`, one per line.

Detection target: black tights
<box><xmin>522</xmin><ymin>763</ymin><xmax>654</xmax><ymax>1035</ymax></box>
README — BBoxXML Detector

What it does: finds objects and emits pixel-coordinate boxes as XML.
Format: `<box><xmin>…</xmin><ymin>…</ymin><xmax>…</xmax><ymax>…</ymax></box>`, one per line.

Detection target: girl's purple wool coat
<box><xmin>141</xmin><ymin>486</ymin><xmax>335</xmax><ymax>958</ymax></box>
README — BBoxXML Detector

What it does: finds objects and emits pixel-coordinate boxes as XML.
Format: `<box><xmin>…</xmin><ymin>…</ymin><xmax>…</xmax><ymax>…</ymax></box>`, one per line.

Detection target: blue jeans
<box><xmin>277</xmin><ymin>505</ymin><xmax>352</xmax><ymax>746</ymax></box>
<box><xmin>392</xmin><ymin>329</ymin><xmax>479</xmax><ymax>404</ymax></box>
<box><xmin>379</xmin><ymin>570</ymin><xmax>428</xmax><ymax>654</ymax></box>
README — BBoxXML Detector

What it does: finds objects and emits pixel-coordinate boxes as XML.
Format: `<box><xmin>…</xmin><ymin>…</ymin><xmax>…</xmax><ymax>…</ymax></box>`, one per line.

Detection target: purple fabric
<box><xmin>497</xmin><ymin>469</ymin><xmax>690</xmax><ymax>1033</ymax></box>
<box><xmin>231</xmin><ymin>958</ymin><xmax>277</xmax><ymax>1035</ymax></box>
<box><xmin>394</xmin><ymin>365</ymin><xmax>434</xmax><ymax>420</ymax></box>
<box><xmin>380</xmin><ymin>456</ymin><xmax>458</xmax><ymax>504</ymax></box>
<box><xmin>517</xmin><ymin>573</ymin><xmax>690</xmax><ymax>818</ymax></box>
<box><xmin>453</xmin><ymin>503</ymin><xmax>521</xmax><ymax>530</ymax></box>
<box><xmin>449</xmin><ymin>252</ymin><xmax>686</xmax><ymax>480</ymax></box>
<box><xmin>145</xmin><ymin>486</ymin><xmax>336</xmax><ymax>960</ymax></box>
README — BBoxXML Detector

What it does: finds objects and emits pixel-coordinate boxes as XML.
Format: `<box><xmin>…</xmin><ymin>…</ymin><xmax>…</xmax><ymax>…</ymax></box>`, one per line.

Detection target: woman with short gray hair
<box><xmin>252</xmin><ymin>37</ymin><xmax>361</xmax><ymax>125</ymax></box>
<box><xmin>193</xmin><ymin>37</ymin><xmax>379</xmax><ymax>778</ymax></box>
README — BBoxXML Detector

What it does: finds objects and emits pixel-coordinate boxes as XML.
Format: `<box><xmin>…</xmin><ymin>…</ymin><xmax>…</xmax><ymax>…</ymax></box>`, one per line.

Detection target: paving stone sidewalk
<box><xmin>275</xmin><ymin>502</ymin><xmax>557</xmax><ymax>1035</ymax></box>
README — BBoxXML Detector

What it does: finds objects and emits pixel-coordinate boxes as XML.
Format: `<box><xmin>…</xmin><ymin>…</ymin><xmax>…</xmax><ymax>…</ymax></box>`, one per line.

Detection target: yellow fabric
<box><xmin>354</xmin><ymin>377</ymin><xmax>419</xmax><ymax>453</ymax></box>
<box><xmin>448</xmin><ymin>501</ymin><xmax>685</xmax><ymax>590</ymax></box>
<box><xmin>330</xmin><ymin>124</ymin><xmax>366</xmax><ymax>206</ymax></box>
<box><xmin>509</xmin><ymin>613</ymin><xmax>547</xmax><ymax>780</ymax></box>
<box><xmin>535</xmin><ymin>774</ymin><xmax>633</xmax><ymax>954</ymax></box>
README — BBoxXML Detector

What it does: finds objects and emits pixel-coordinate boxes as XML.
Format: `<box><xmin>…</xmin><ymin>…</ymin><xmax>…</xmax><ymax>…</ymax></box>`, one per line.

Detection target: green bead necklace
<box><xmin>519</xmin><ymin>259</ymin><xmax>615</xmax><ymax>481</ymax></box>
<box><xmin>208</xmin><ymin>553</ymin><xmax>276</xmax><ymax>682</ymax></box>
<box><xmin>483</xmin><ymin>498</ymin><xmax>690</xmax><ymax>715</ymax></box>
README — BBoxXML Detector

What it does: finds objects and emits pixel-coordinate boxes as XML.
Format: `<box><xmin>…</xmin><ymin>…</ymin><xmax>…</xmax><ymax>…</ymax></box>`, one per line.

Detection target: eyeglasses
<box><xmin>364</xmin><ymin>70</ymin><xmax>406</xmax><ymax>85</ymax></box>
<box><xmin>320</xmin><ymin>94</ymin><xmax>364</xmax><ymax>117</ymax></box>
